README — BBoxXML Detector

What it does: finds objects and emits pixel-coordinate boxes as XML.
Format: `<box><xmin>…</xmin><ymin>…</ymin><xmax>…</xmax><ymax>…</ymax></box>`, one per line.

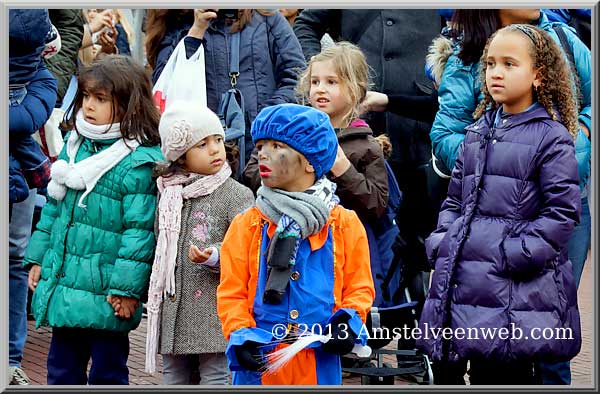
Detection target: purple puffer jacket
<box><xmin>417</xmin><ymin>103</ymin><xmax>581</xmax><ymax>365</ymax></box>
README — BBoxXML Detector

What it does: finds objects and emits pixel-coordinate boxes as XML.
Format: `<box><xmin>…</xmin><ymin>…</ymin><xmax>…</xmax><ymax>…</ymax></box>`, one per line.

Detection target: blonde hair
<box><xmin>474</xmin><ymin>24</ymin><xmax>580</xmax><ymax>138</ymax></box>
<box><xmin>297</xmin><ymin>41</ymin><xmax>372</xmax><ymax>127</ymax></box>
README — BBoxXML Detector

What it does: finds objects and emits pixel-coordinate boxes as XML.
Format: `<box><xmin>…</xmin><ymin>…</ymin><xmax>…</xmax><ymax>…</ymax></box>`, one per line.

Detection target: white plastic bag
<box><xmin>32</xmin><ymin>107</ymin><xmax>65</xmax><ymax>159</ymax></box>
<box><xmin>152</xmin><ymin>38</ymin><xmax>207</xmax><ymax>114</ymax></box>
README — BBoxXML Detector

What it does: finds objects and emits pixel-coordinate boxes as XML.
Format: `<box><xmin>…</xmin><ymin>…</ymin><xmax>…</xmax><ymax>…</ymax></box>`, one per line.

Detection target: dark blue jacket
<box><xmin>9</xmin><ymin>66</ymin><xmax>57</xmax><ymax>203</ymax></box>
<box><xmin>9</xmin><ymin>9</ymin><xmax>52</xmax><ymax>85</ymax></box>
<box><xmin>418</xmin><ymin>104</ymin><xmax>581</xmax><ymax>364</ymax></box>
<box><xmin>115</xmin><ymin>23</ymin><xmax>131</xmax><ymax>56</ymax></box>
<box><xmin>152</xmin><ymin>12</ymin><xmax>306</xmax><ymax>151</ymax></box>
<box><xmin>9</xmin><ymin>9</ymin><xmax>57</xmax><ymax>203</ymax></box>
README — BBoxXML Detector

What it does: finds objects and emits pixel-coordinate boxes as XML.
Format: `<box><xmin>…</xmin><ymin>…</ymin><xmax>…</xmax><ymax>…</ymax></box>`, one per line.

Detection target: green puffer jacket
<box><xmin>24</xmin><ymin>135</ymin><xmax>163</xmax><ymax>332</ymax></box>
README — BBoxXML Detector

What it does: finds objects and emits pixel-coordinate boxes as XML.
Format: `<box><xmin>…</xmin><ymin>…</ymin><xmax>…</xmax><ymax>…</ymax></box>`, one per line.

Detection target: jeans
<box><xmin>9</xmin><ymin>86</ymin><xmax>27</xmax><ymax>106</ymax></box>
<box><xmin>539</xmin><ymin>197</ymin><xmax>591</xmax><ymax>385</ymax></box>
<box><xmin>47</xmin><ymin>327</ymin><xmax>130</xmax><ymax>385</ymax></box>
<box><xmin>9</xmin><ymin>188</ymin><xmax>36</xmax><ymax>367</ymax></box>
<box><xmin>568</xmin><ymin>197</ymin><xmax>591</xmax><ymax>288</ymax></box>
<box><xmin>162</xmin><ymin>353</ymin><xmax>229</xmax><ymax>385</ymax></box>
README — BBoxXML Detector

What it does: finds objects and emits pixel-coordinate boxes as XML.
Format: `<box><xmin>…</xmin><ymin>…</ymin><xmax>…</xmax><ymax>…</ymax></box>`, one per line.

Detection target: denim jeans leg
<box><xmin>88</xmin><ymin>330</ymin><xmax>130</xmax><ymax>385</ymax></box>
<box><xmin>568</xmin><ymin>197</ymin><xmax>591</xmax><ymax>289</ymax></box>
<box><xmin>47</xmin><ymin>328</ymin><xmax>90</xmax><ymax>385</ymax></box>
<box><xmin>162</xmin><ymin>354</ymin><xmax>195</xmax><ymax>385</ymax></box>
<box><xmin>198</xmin><ymin>352</ymin><xmax>229</xmax><ymax>385</ymax></box>
<box><xmin>9</xmin><ymin>188</ymin><xmax>36</xmax><ymax>367</ymax></box>
<box><xmin>538</xmin><ymin>198</ymin><xmax>590</xmax><ymax>385</ymax></box>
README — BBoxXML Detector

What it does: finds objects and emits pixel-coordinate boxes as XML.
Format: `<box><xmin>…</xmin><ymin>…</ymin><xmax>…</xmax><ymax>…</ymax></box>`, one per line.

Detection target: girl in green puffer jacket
<box><xmin>24</xmin><ymin>55</ymin><xmax>163</xmax><ymax>385</ymax></box>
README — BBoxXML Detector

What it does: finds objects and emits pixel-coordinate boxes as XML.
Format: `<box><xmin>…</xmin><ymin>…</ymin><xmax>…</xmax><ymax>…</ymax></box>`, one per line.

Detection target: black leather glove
<box><xmin>321</xmin><ymin>314</ymin><xmax>357</xmax><ymax>356</ymax></box>
<box><xmin>234</xmin><ymin>341</ymin><xmax>265</xmax><ymax>371</ymax></box>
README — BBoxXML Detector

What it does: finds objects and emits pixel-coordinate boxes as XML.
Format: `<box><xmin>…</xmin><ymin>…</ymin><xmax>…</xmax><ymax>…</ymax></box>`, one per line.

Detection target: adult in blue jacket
<box><xmin>8</xmin><ymin>8</ymin><xmax>57</xmax><ymax>386</ymax></box>
<box><xmin>145</xmin><ymin>9</ymin><xmax>306</xmax><ymax>162</ymax></box>
<box><xmin>543</xmin><ymin>9</ymin><xmax>591</xmax><ymax>48</ymax></box>
<box><xmin>428</xmin><ymin>8</ymin><xmax>591</xmax><ymax>385</ymax></box>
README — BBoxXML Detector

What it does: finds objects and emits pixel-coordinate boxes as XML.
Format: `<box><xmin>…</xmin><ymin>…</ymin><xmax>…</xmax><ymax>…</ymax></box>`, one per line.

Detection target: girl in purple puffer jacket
<box><xmin>417</xmin><ymin>24</ymin><xmax>581</xmax><ymax>385</ymax></box>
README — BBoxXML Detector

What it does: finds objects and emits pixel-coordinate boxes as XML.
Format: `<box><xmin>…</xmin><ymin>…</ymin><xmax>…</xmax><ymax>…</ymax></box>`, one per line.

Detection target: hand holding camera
<box><xmin>188</xmin><ymin>9</ymin><xmax>218</xmax><ymax>39</ymax></box>
<box><xmin>97</xmin><ymin>25</ymin><xmax>118</xmax><ymax>55</ymax></box>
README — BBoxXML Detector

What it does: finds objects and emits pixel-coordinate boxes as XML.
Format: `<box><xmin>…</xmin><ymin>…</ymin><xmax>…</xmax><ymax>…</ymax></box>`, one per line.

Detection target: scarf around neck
<box><xmin>46</xmin><ymin>110</ymin><xmax>139</xmax><ymax>208</ymax></box>
<box><xmin>145</xmin><ymin>162</ymin><xmax>232</xmax><ymax>374</ymax></box>
<box><xmin>256</xmin><ymin>177</ymin><xmax>339</xmax><ymax>268</ymax></box>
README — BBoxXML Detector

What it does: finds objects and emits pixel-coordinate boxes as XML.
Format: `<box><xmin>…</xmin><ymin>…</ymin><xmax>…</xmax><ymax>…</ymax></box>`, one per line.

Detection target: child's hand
<box><xmin>330</xmin><ymin>146</ymin><xmax>352</xmax><ymax>177</ymax></box>
<box><xmin>116</xmin><ymin>297</ymin><xmax>139</xmax><ymax>319</ymax></box>
<box><xmin>189</xmin><ymin>244</ymin><xmax>213</xmax><ymax>264</ymax></box>
<box><xmin>28</xmin><ymin>265</ymin><xmax>41</xmax><ymax>292</ymax></box>
<box><xmin>107</xmin><ymin>295</ymin><xmax>122</xmax><ymax>313</ymax></box>
<box><xmin>107</xmin><ymin>295</ymin><xmax>138</xmax><ymax>319</ymax></box>
<box><xmin>88</xmin><ymin>9</ymin><xmax>113</xmax><ymax>34</ymax></box>
<box><xmin>97</xmin><ymin>26</ymin><xmax>118</xmax><ymax>55</ymax></box>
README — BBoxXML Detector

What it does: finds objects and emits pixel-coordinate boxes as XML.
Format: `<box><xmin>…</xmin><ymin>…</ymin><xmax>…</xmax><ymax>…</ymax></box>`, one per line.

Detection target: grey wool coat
<box><xmin>158</xmin><ymin>177</ymin><xmax>254</xmax><ymax>355</ymax></box>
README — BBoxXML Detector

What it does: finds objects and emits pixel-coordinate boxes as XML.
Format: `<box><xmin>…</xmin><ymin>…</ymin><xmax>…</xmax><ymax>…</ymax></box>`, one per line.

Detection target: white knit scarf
<box><xmin>145</xmin><ymin>162</ymin><xmax>232</xmax><ymax>374</ymax></box>
<box><xmin>46</xmin><ymin>110</ymin><xmax>140</xmax><ymax>208</ymax></box>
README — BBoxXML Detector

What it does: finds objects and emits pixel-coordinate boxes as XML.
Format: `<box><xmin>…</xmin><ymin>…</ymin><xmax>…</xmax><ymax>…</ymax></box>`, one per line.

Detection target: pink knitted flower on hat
<box><xmin>164</xmin><ymin>120</ymin><xmax>193</xmax><ymax>159</ymax></box>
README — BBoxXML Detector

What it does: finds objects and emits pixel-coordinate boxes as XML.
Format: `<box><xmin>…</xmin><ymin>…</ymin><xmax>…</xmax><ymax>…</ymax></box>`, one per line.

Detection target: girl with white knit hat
<box><xmin>145</xmin><ymin>100</ymin><xmax>254</xmax><ymax>385</ymax></box>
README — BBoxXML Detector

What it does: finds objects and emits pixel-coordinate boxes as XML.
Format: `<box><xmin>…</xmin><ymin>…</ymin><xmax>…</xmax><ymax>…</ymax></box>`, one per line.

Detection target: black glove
<box><xmin>234</xmin><ymin>341</ymin><xmax>265</xmax><ymax>371</ymax></box>
<box><xmin>321</xmin><ymin>314</ymin><xmax>357</xmax><ymax>356</ymax></box>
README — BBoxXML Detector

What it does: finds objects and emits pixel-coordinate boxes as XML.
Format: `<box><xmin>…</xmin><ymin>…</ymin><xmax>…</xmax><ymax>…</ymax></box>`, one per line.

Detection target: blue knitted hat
<box><xmin>251</xmin><ymin>104</ymin><xmax>338</xmax><ymax>178</ymax></box>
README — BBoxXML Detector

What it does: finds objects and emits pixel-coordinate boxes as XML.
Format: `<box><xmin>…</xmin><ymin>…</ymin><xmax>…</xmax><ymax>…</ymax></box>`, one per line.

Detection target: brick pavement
<box><xmin>21</xmin><ymin>252</ymin><xmax>593</xmax><ymax>386</ymax></box>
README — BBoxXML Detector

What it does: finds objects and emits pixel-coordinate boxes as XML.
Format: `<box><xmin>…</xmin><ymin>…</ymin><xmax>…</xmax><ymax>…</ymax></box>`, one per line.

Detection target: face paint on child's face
<box><xmin>183</xmin><ymin>134</ymin><xmax>227</xmax><ymax>175</ymax></box>
<box><xmin>485</xmin><ymin>31</ymin><xmax>539</xmax><ymax>114</ymax></box>
<box><xmin>255</xmin><ymin>139</ymin><xmax>311</xmax><ymax>191</ymax></box>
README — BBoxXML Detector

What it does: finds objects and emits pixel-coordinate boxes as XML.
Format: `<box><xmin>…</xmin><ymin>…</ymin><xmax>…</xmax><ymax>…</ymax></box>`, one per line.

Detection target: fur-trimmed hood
<box><xmin>425</xmin><ymin>35</ymin><xmax>455</xmax><ymax>85</ymax></box>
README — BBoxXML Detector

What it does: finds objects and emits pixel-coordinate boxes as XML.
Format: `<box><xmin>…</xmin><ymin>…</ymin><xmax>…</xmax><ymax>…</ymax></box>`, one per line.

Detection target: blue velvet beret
<box><xmin>251</xmin><ymin>104</ymin><xmax>338</xmax><ymax>178</ymax></box>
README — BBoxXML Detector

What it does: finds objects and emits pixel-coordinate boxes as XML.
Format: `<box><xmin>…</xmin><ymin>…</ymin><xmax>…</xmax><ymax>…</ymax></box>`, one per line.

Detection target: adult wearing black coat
<box><xmin>293</xmin><ymin>8</ymin><xmax>443</xmax><ymax>293</ymax></box>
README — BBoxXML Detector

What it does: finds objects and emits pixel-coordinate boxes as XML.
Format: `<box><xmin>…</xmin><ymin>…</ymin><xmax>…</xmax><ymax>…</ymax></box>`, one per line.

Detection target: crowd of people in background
<box><xmin>8</xmin><ymin>8</ymin><xmax>592</xmax><ymax>386</ymax></box>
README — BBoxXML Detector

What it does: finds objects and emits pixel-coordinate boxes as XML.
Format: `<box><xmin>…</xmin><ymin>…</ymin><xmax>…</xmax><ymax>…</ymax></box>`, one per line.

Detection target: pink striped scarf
<box><xmin>145</xmin><ymin>161</ymin><xmax>231</xmax><ymax>374</ymax></box>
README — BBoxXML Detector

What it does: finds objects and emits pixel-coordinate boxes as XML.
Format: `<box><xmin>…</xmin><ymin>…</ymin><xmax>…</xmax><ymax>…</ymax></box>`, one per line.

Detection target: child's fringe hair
<box><xmin>374</xmin><ymin>134</ymin><xmax>392</xmax><ymax>160</ymax></box>
<box><xmin>474</xmin><ymin>24</ymin><xmax>580</xmax><ymax>139</ymax></box>
<box><xmin>296</xmin><ymin>41</ymin><xmax>374</xmax><ymax>127</ymax></box>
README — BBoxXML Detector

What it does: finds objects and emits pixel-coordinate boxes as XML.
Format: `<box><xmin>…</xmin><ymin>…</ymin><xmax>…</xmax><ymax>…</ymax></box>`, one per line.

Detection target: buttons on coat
<box><xmin>170</xmin><ymin>294</ymin><xmax>176</xmax><ymax>302</ymax></box>
<box><xmin>289</xmin><ymin>309</ymin><xmax>299</xmax><ymax>319</ymax></box>
<box><xmin>386</xmin><ymin>19</ymin><xmax>394</xmax><ymax>26</ymax></box>
<box><xmin>290</xmin><ymin>271</ymin><xmax>300</xmax><ymax>281</ymax></box>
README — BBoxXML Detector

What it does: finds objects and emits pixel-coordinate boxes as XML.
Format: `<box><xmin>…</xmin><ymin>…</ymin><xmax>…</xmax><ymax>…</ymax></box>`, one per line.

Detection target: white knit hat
<box><xmin>158</xmin><ymin>101</ymin><xmax>225</xmax><ymax>162</ymax></box>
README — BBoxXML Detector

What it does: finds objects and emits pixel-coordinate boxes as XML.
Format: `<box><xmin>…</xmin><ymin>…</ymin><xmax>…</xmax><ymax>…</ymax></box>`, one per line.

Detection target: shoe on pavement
<box><xmin>9</xmin><ymin>366</ymin><xmax>31</xmax><ymax>385</ymax></box>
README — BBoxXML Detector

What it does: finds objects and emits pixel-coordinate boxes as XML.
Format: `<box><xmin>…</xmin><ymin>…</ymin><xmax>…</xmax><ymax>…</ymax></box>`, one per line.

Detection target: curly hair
<box><xmin>474</xmin><ymin>24</ymin><xmax>580</xmax><ymax>138</ymax></box>
<box><xmin>296</xmin><ymin>42</ymin><xmax>373</xmax><ymax>128</ymax></box>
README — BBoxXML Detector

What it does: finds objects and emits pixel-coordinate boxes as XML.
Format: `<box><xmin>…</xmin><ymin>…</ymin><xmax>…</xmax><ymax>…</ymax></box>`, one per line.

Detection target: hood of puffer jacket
<box><xmin>425</xmin><ymin>35</ymin><xmax>455</xmax><ymax>85</ymax></box>
<box><xmin>9</xmin><ymin>9</ymin><xmax>53</xmax><ymax>84</ymax></box>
